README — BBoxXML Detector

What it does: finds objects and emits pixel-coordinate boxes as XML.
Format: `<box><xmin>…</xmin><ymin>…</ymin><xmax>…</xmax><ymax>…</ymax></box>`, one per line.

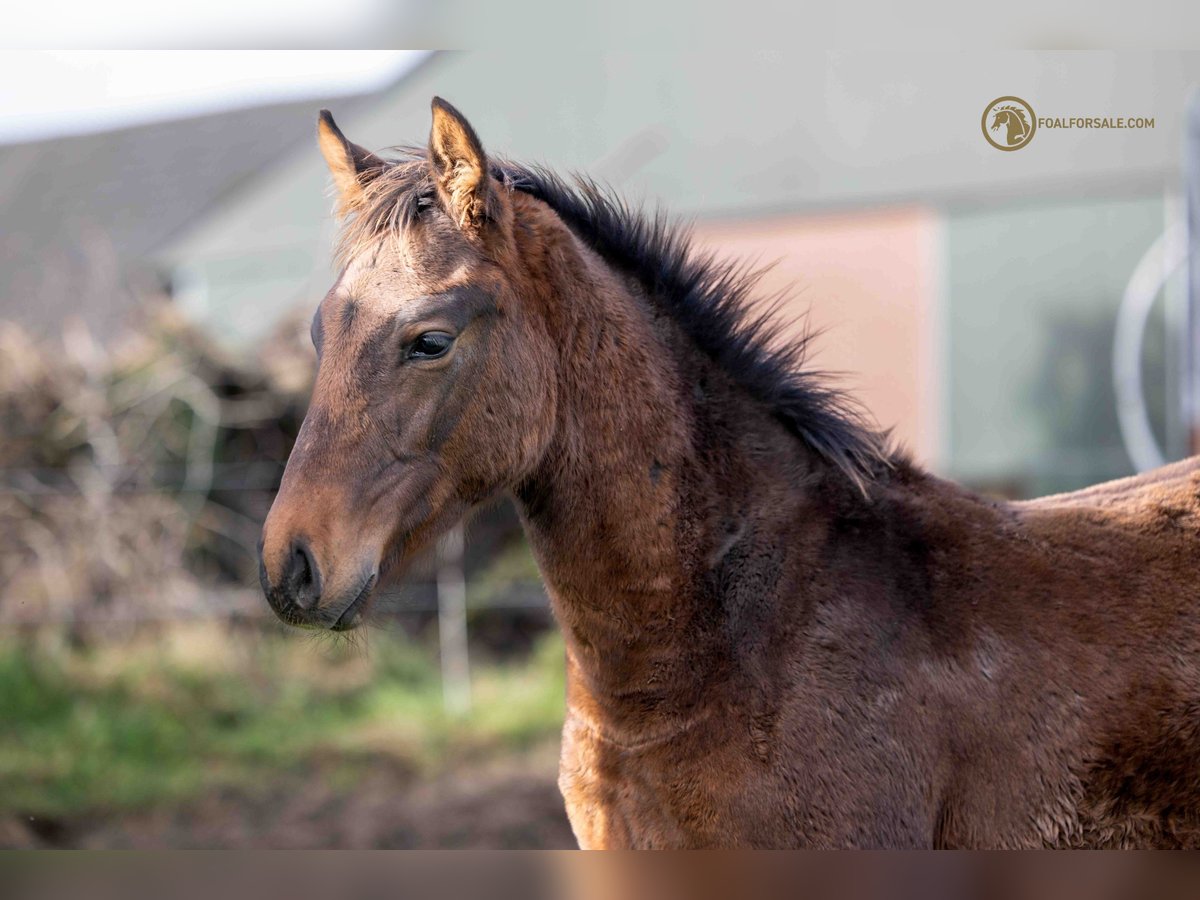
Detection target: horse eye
<box><xmin>408</xmin><ymin>331</ymin><xmax>454</xmax><ymax>360</ymax></box>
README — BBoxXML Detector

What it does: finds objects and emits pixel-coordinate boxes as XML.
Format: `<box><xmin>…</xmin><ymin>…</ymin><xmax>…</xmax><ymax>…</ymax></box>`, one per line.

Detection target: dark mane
<box><xmin>336</xmin><ymin>148</ymin><xmax>891</xmax><ymax>486</ymax></box>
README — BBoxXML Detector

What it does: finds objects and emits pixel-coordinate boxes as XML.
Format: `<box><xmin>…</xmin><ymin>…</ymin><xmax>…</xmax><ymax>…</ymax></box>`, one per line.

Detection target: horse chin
<box><xmin>328</xmin><ymin>572</ymin><xmax>378</xmax><ymax>632</ymax></box>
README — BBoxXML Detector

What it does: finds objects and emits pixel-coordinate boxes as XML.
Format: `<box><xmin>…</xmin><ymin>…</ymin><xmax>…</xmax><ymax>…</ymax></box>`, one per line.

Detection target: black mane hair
<box><xmin>336</xmin><ymin>148</ymin><xmax>891</xmax><ymax>486</ymax></box>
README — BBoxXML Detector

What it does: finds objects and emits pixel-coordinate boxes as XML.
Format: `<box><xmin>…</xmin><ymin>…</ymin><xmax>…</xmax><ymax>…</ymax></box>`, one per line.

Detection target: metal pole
<box><xmin>436</xmin><ymin>523</ymin><xmax>471</xmax><ymax>714</ymax></box>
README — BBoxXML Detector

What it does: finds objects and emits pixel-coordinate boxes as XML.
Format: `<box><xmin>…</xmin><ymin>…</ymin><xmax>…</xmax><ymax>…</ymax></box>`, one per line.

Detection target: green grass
<box><xmin>0</xmin><ymin>624</ymin><xmax>566</xmax><ymax>818</ymax></box>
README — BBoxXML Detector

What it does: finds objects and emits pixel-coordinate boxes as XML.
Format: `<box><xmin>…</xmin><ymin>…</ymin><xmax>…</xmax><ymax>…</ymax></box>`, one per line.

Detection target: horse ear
<box><xmin>428</xmin><ymin>97</ymin><xmax>490</xmax><ymax>231</ymax></box>
<box><xmin>317</xmin><ymin>110</ymin><xmax>387</xmax><ymax>215</ymax></box>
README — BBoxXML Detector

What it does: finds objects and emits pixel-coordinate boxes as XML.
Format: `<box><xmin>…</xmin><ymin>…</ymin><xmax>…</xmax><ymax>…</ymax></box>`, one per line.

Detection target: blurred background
<box><xmin>1</xmin><ymin>49</ymin><xmax>1199</xmax><ymax>847</ymax></box>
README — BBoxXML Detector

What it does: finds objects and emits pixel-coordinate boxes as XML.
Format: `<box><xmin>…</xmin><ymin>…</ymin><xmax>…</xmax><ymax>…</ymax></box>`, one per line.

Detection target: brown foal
<box><xmin>259</xmin><ymin>98</ymin><xmax>1200</xmax><ymax>848</ymax></box>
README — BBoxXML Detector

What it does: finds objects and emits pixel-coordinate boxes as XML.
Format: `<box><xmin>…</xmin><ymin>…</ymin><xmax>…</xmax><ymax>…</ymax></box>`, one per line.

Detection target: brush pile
<box><xmin>0</xmin><ymin>305</ymin><xmax>313</xmax><ymax>628</ymax></box>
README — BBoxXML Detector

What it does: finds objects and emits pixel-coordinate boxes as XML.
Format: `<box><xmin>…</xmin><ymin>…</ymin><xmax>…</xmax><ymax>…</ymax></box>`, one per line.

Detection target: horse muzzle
<box><xmin>258</xmin><ymin>533</ymin><xmax>379</xmax><ymax>631</ymax></box>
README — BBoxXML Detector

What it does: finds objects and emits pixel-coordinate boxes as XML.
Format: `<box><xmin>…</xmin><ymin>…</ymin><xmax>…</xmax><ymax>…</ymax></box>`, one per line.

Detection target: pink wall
<box><xmin>693</xmin><ymin>206</ymin><xmax>940</xmax><ymax>465</ymax></box>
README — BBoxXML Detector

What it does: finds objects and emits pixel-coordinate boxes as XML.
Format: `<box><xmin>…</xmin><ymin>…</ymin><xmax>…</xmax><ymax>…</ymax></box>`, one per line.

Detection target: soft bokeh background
<box><xmin>1</xmin><ymin>49</ymin><xmax>1198</xmax><ymax>847</ymax></box>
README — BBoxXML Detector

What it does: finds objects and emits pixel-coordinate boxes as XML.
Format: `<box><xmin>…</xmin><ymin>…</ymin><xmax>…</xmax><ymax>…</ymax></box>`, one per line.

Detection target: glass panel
<box><xmin>944</xmin><ymin>195</ymin><xmax>1185</xmax><ymax>498</ymax></box>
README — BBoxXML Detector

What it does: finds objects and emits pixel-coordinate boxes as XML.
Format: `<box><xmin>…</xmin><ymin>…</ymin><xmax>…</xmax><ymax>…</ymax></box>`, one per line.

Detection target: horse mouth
<box><xmin>331</xmin><ymin>573</ymin><xmax>378</xmax><ymax>631</ymax></box>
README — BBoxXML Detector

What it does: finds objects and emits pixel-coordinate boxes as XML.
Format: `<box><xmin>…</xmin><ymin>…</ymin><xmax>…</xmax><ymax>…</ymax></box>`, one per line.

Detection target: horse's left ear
<box><xmin>317</xmin><ymin>110</ymin><xmax>387</xmax><ymax>216</ymax></box>
<box><xmin>428</xmin><ymin>97</ymin><xmax>490</xmax><ymax>231</ymax></box>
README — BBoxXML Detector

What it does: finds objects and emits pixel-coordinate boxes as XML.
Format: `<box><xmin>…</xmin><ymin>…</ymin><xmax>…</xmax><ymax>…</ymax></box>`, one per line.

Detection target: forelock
<box><xmin>334</xmin><ymin>148</ymin><xmax>438</xmax><ymax>269</ymax></box>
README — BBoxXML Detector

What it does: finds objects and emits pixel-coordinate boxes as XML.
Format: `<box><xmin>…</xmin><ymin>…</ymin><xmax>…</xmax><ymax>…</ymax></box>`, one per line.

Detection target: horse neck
<box><xmin>512</xmin><ymin>221</ymin><xmax>841</xmax><ymax>735</ymax></box>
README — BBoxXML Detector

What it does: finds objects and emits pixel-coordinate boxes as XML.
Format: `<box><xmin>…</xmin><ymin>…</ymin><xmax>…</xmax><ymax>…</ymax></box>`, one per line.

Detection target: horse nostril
<box><xmin>287</xmin><ymin>539</ymin><xmax>322</xmax><ymax>610</ymax></box>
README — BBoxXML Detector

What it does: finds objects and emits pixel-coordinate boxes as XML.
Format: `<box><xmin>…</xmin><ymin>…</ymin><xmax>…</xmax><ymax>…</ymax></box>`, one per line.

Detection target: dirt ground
<box><xmin>1</xmin><ymin>745</ymin><xmax>576</xmax><ymax>850</ymax></box>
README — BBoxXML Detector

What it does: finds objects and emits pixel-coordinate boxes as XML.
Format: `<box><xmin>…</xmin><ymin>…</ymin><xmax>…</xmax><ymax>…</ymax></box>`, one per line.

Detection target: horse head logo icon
<box><xmin>982</xmin><ymin>96</ymin><xmax>1037</xmax><ymax>151</ymax></box>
